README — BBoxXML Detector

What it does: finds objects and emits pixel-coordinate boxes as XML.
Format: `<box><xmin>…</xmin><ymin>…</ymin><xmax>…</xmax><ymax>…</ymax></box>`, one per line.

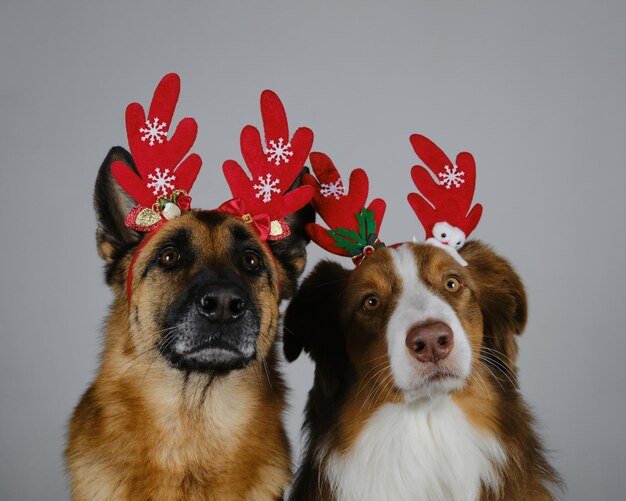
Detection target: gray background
<box><xmin>1</xmin><ymin>1</ymin><xmax>625</xmax><ymax>499</ymax></box>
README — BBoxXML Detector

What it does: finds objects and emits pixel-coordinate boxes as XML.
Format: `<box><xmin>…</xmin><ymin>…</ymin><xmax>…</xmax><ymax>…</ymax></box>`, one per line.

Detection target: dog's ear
<box><xmin>94</xmin><ymin>147</ymin><xmax>143</xmax><ymax>278</ymax></box>
<box><xmin>267</xmin><ymin>167</ymin><xmax>316</xmax><ymax>299</ymax></box>
<box><xmin>461</xmin><ymin>240</ymin><xmax>528</xmax><ymax>361</ymax></box>
<box><xmin>283</xmin><ymin>260</ymin><xmax>350</xmax><ymax>363</ymax></box>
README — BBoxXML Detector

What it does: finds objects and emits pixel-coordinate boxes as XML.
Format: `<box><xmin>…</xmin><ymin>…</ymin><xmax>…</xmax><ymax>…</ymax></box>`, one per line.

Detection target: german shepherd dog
<box><xmin>66</xmin><ymin>76</ymin><xmax>314</xmax><ymax>500</ymax></box>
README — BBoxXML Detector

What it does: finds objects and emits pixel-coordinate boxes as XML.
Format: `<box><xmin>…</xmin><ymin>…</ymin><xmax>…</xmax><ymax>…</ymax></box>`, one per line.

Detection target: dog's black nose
<box><xmin>406</xmin><ymin>321</ymin><xmax>454</xmax><ymax>363</ymax></box>
<box><xmin>198</xmin><ymin>286</ymin><xmax>247</xmax><ymax>323</ymax></box>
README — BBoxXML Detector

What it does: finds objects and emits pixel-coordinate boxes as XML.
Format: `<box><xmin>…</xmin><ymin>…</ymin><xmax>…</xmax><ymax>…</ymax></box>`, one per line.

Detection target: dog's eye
<box><xmin>241</xmin><ymin>250</ymin><xmax>262</xmax><ymax>271</ymax></box>
<box><xmin>444</xmin><ymin>277</ymin><xmax>461</xmax><ymax>293</ymax></box>
<box><xmin>159</xmin><ymin>247</ymin><xmax>180</xmax><ymax>268</ymax></box>
<box><xmin>441</xmin><ymin>233</ymin><xmax>447</xmax><ymax>238</ymax></box>
<box><xmin>362</xmin><ymin>295</ymin><xmax>380</xmax><ymax>312</ymax></box>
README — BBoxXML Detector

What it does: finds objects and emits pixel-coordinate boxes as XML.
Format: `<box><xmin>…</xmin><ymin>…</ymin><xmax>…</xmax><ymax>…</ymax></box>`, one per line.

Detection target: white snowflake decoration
<box><xmin>147</xmin><ymin>167</ymin><xmax>176</xmax><ymax>197</ymax></box>
<box><xmin>438</xmin><ymin>164</ymin><xmax>465</xmax><ymax>189</ymax></box>
<box><xmin>264</xmin><ymin>137</ymin><xmax>293</xmax><ymax>166</ymax></box>
<box><xmin>253</xmin><ymin>173</ymin><xmax>281</xmax><ymax>203</ymax></box>
<box><xmin>320</xmin><ymin>179</ymin><xmax>346</xmax><ymax>199</ymax></box>
<box><xmin>139</xmin><ymin>117</ymin><xmax>168</xmax><ymax>146</ymax></box>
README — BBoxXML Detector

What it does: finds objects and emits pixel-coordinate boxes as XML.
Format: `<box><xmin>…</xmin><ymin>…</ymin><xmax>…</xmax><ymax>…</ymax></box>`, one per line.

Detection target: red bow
<box><xmin>217</xmin><ymin>198</ymin><xmax>272</xmax><ymax>240</ymax></box>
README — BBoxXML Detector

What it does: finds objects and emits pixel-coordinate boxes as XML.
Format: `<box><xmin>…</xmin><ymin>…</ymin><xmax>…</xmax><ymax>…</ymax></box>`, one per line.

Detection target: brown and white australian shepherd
<box><xmin>284</xmin><ymin>241</ymin><xmax>561</xmax><ymax>500</ymax></box>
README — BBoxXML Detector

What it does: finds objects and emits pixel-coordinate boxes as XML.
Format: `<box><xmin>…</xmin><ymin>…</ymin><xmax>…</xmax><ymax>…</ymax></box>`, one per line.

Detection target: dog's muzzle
<box><xmin>160</xmin><ymin>271</ymin><xmax>261</xmax><ymax>373</ymax></box>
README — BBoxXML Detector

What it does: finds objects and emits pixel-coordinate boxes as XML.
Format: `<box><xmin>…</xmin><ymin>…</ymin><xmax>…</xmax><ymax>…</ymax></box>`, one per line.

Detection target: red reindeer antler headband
<box><xmin>407</xmin><ymin>134</ymin><xmax>482</xmax><ymax>266</ymax></box>
<box><xmin>220</xmin><ymin>90</ymin><xmax>314</xmax><ymax>240</ymax></box>
<box><xmin>304</xmin><ymin>135</ymin><xmax>482</xmax><ymax>267</ymax></box>
<box><xmin>304</xmin><ymin>152</ymin><xmax>386</xmax><ymax>266</ymax></box>
<box><xmin>112</xmin><ymin>73</ymin><xmax>201</xmax><ymax>231</ymax></box>
<box><xmin>110</xmin><ymin>74</ymin><xmax>202</xmax><ymax>300</ymax></box>
<box><xmin>110</xmin><ymin>75</ymin><xmax>315</xmax><ymax>300</ymax></box>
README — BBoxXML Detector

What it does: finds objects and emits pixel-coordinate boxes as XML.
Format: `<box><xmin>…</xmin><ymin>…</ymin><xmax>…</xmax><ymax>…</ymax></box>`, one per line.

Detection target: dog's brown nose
<box><xmin>405</xmin><ymin>322</ymin><xmax>454</xmax><ymax>363</ymax></box>
<box><xmin>198</xmin><ymin>288</ymin><xmax>247</xmax><ymax>323</ymax></box>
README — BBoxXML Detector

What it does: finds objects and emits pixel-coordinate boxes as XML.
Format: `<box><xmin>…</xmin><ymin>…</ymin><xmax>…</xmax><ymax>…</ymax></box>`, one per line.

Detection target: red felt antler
<box><xmin>108</xmin><ymin>73</ymin><xmax>202</xmax><ymax>301</ymax></box>
<box><xmin>111</xmin><ymin>73</ymin><xmax>202</xmax><ymax>231</ymax></box>
<box><xmin>304</xmin><ymin>152</ymin><xmax>386</xmax><ymax>265</ymax></box>
<box><xmin>408</xmin><ymin>134</ymin><xmax>482</xmax><ymax>241</ymax></box>
<box><xmin>222</xmin><ymin>90</ymin><xmax>314</xmax><ymax>240</ymax></box>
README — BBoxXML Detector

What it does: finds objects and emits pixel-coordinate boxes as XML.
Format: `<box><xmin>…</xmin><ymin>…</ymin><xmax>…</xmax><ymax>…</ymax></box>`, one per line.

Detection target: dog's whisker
<box><xmin>119</xmin><ymin>324</ymin><xmax>183</xmax><ymax>374</ymax></box>
<box><xmin>119</xmin><ymin>344</ymin><xmax>157</xmax><ymax>371</ymax></box>
<box><xmin>360</xmin><ymin>365</ymin><xmax>392</xmax><ymax>414</ymax></box>
<box><xmin>357</xmin><ymin>362</ymin><xmax>390</xmax><ymax>400</ymax></box>
<box><xmin>355</xmin><ymin>359</ymin><xmax>393</xmax><ymax>398</ymax></box>
<box><xmin>475</xmin><ymin>359</ymin><xmax>509</xmax><ymax>392</ymax></box>
<box><xmin>367</xmin><ymin>371</ymin><xmax>395</xmax><ymax>413</ymax></box>
<box><xmin>252</xmin><ymin>360</ymin><xmax>262</xmax><ymax>389</ymax></box>
<box><xmin>470</xmin><ymin>365</ymin><xmax>493</xmax><ymax>398</ymax></box>
<box><xmin>480</xmin><ymin>346</ymin><xmax>518</xmax><ymax>366</ymax></box>
<box><xmin>479</xmin><ymin>347</ymin><xmax>519</xmax><ymax>382</ymax></box>
<box><xmin>478</xmin><ymin>353</ymin><xmax>519</xmax><ymax>389</ymax></box>
<box><xmin>479</xmin><ymin>355</ymin><xmax>519</xmax><ymax>387</ymax></box>
<box><xmin>262</xmin><ymin>359</ymin><xmax>273</xmax><ymax>390</ymax></box>
<box><xmin>367</xmin><ymin>372</ymin><xmax>390</xmax><ymax>410</ymax></box>
<box><xmin>140</xmin><ymin>352</ymin><xmax>161</xmax><ymax>388</ymax></box>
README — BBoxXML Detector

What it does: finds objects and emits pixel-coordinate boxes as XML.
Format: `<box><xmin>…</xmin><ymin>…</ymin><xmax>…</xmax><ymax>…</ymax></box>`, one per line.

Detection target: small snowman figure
<box><xmin>426</xmin><ymin>222</ymin><xmax>468</xmax><ymax>266</ymax></box>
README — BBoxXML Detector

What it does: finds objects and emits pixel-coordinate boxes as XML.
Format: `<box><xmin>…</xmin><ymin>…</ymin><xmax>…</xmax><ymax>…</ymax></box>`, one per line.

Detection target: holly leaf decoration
<box><xmin>356</xmin><ymin>208</ymin><xmax>377</xmax><ymax>240</ymax></box>
<box><xmin>329</xmin><ymin>208</ymin><xmax>384</xmax><ymax>257</ymax></box>
<box><xmin>329</xmin><ymin>227</ymin><xmax>364</xmax><ymax>256</ymax></box>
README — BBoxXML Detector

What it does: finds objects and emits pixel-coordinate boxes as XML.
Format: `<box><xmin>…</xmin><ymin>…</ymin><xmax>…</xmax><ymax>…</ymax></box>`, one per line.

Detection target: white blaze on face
<box><xmin>432</xmin><ymin>221</ymin><xmax>466</xmax><ymax>249</ymax></box>
<box><xmin>386</xmin><ymin>244</ymin><xmax>472</xmax><ymax>402</ymax></box>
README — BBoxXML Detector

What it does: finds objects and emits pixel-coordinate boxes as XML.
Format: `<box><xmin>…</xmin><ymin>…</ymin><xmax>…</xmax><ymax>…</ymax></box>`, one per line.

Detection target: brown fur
<box><xmin>284</xmin><ymin>241</ymin><xmax>561</xmax><ymax>500</ymax></box>
<box><xmin>66</xmin><ymin>147</ymin><xmax>313</xmax><ymax>500</ymax></box>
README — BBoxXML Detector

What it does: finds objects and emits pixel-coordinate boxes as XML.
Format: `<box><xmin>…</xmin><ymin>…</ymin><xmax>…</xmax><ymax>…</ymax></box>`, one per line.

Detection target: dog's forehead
<box><xmin>349</xmin><ymin>248</ymin><xmax>398</xmax><ymax>292</ymax></box>
<box><xmin>150</xmin><ymin>210</ymin><xmax>261</xmax><ymax>254</ymax></box>
<box><xmin>352</xmin><ymin>244</ymin><xmax>458</xmax><ymax>283</ymax></box>
<box><xmin>391</xmin><ymin>243</ymin><xmax>467</xmax><ymax>283</ymax></box>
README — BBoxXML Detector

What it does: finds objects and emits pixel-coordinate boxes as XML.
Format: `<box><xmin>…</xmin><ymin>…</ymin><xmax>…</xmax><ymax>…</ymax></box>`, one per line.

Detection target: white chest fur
<box><xmin>324</xmin><ymin>398</ymin><xmax>506</xmax><ymax>501</ymax></box>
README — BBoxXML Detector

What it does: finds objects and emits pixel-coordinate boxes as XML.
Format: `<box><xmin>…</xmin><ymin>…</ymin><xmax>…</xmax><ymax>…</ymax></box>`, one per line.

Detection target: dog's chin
<box><xmin>162</xmin><ymin>331</ymin><xmax>258</xmax><ymax>374</ymax></box>
<box><xmin>401</xmin><ymin>368</ymin><xmax>467</xmax><ymax>404</ymax></box>
<box><xmin>159</xmin><ymin>311</ymin><xmax>261</xmax><ymax>374</ymax></box>
<box><xmin>168</xmin><ymin>345</ymin><xmax>256</xmax><ymax>373</ymax></box>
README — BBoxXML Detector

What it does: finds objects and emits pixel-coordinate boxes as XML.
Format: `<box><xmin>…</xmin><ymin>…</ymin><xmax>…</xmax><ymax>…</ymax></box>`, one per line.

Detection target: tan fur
<box><xmin>67</xmin><ymin>214</ymin><xmax>292</xmax><ymax>500</ymax></box>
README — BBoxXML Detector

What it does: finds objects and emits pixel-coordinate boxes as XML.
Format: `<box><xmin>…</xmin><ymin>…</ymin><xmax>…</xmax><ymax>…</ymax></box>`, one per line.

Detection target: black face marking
<box><xmin>159</xmin><ymin>267</ymin><xmax>262</xmax><ymax>374</ymax></box>
<box><xmin>196</xmin><ymin>210</ymin><xmax>229</xmax><ymax>226</ymax></box>
<box><xmin>231</xmin><ymin>224</ymin><xmax>252</xmax><ymax>243</ymax></box>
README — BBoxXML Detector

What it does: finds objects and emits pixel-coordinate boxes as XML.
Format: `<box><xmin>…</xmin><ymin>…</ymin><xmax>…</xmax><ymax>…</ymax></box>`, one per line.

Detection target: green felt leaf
<box><xmin>329</xmin><ymin>232</ymin><xmax>363</xmax><ymax>256</ymax></box>
<box><xmin>329</xmin><ymin>208</ymin><xmax>383</xmax><ymax>256</ymax></box>
<box><xmin>355</xmin><ymin>208</ymin><xmax>377</xmax><ymax>239</ymax></box>
<box><xmin>330</xmin><ymin>226</ymin><xmax>362</xmax><ymax>243</ymax></box>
